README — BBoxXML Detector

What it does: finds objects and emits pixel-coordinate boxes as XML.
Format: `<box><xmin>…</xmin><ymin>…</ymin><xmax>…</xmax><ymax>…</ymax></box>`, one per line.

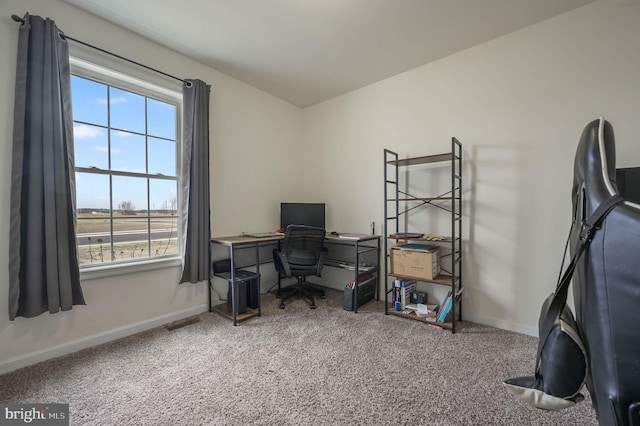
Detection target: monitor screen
<box><xmin>280</xmin><ymin>202</ymin><xmax>326</xmax><ymax>230</ymax></box>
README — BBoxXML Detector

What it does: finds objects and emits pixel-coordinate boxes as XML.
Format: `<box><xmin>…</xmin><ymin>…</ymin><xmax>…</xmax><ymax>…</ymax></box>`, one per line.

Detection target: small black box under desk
<box><xmin>218</xmin><ymin>270</ymin><xmax>259</xmax><ymax>314</ymax></box>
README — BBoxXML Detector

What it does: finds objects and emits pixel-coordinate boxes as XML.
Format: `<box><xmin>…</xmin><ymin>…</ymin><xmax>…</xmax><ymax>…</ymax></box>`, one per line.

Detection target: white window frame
<box><xmin>70</xmin><ymin>56</ymin><xmax>183</xmax><ymax>280</ymax></box>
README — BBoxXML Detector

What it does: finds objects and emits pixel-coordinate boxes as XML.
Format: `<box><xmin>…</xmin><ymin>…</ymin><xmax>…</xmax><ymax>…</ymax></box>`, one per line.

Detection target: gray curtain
<box><xmin>9</xmin><ymin>14</ymin><xmax>85</xmax><ymax>320</ymax></box>
<box><xmin>180</xmin><ymin>80</ymin><xmax>212</xmax><ymax>284</ymax></box>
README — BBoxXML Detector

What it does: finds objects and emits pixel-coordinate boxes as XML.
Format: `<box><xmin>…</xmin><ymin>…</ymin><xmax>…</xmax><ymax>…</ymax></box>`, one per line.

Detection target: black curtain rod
<box><xmin>11</xmin><ymin>14</ymin><xmax>186</xmax><ymax>85</ymax></box>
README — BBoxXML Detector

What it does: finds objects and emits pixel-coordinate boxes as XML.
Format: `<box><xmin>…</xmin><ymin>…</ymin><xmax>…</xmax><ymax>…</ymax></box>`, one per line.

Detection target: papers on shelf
<box><xmin>338</xmin><ymin>263</ymin><xmax>375</xmax><ymax>272</ymax></box>
<box><xmin>404</xmin><ymin>303</ymin><xmax>438</xmax><ymax>318</ymax></box>
<box><xmin>338</xmin><ymin>233</ymin><xmax>371</xmax><ymax>239</ymax></box>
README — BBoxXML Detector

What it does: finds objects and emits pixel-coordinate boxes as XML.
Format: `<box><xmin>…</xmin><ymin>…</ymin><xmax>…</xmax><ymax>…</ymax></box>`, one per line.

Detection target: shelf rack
<box><xmin>383</xmin><ymin>138</ymin><xmax>462</xmax><ymax>333</ymax></box>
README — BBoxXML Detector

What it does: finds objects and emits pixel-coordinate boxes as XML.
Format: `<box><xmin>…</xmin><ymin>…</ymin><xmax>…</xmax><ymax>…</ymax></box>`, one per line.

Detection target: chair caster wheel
<box><xmin>310</xmin><ymin>305</ymin><xmax>317</xmax><ymax>310</ymax></box>
<box><xmin>279</xmin><ymin>303</ymin><xmax>285</xmax><ymax>309</ymax></box>
<box><xmin>320</xmin><ymin>294</ymin><xmax>326</xmax><ymax>299</ymax></box>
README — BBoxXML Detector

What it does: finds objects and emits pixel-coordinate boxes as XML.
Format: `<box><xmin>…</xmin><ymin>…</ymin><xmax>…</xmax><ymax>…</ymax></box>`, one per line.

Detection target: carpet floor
<box><xmin>0</xmin><ymin>288</ymin><xmax>598</xmax><ymax>425</ymax></box>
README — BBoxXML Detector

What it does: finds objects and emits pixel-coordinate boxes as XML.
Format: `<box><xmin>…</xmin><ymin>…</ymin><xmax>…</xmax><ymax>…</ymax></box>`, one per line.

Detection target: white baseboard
<box><xmin>462</xmin><ymin>311</ymin><xmax>538</xmax><ymax>337</ymax></box>
<box><xmin>0</xmin><ymin>304</ymin><xmax>209</xmax><ymax>375</ymax></box>
<box><xmin>300</xmin><ymin>279</ymin><xmax>539</xmax><ymax>337</ymax></box>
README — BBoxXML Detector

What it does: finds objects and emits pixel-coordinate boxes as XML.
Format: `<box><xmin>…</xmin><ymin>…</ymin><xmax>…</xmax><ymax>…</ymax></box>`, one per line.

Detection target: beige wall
<box><xmin>0</xmin><ymin>0</ymin><xmax>302</xmax><ymax>373</ymax></box>
<box><xmin>302</xmin><ymin>0</ymin><xmax>640</xmax><ymax>334</ymax></box>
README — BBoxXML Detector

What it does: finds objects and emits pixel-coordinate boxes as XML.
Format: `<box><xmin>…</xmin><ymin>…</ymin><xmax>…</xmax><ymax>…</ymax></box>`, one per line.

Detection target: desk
<box><xmin>210</xmin><ymin>234</ymin><xmax>283</xmax><ymax>325</ymax></box>
<box><xmin>210</xmin><ymin>233</ymin><xmax>380</xmax><ymax>323</ymax></box>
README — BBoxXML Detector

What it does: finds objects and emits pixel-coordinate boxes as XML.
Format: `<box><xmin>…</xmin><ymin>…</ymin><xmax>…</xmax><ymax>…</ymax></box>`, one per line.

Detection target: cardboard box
<box><xmin>390</xmin><ymin>244</ymin><xmax>440</xmax><ymax>281</ymax></box>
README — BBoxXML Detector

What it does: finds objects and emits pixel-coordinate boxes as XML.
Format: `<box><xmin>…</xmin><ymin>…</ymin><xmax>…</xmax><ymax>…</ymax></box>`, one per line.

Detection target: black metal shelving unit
<box><xmin>383</xmin><ymin>138</ymin><xmax>463</xmax><ymax>333</ymax></box>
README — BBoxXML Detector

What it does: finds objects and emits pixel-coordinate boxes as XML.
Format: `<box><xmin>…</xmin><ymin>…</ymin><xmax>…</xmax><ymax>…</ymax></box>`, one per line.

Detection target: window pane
<box><xmin>112</xmin><ymin>218</ymin><xmax>150</xmax><ymax>261</ymax></box>
<box><xmin>112</xmin><ymin>176</ymin><xmax>147</xmax><ymax>215</ymax></box>
<box><xmin>110</xmin><ymin>87</ymin><xmax>145</xmax><ymax>133</ymax></box>
<box><xmin>112</xmin><ymin>176</ymin><xmax>149</xmax><ymax>260</ymax></box>
<box><xmin>74</xmin><ymin>123</ymin><xmax>108</xmax><ymax>169</ymax></box>
<box><xmin>149</xmin><ymin>179</ymin><xmax>177</xmax><ymax>214</ymax></box>
<box><xmin>148</xmin><ymin>137</ymin><xmax>176</xmax><ymax>176</ymax></box>
<box><xmin>71</xmin><ymin>65</ymin><xmax>181</xmax><ymax>269</ymax></box>
<box><xmin>111</xmin><ymin>130</ymin><xmax>146</xmax><ymax>173</ymax></box>
<box><xmin>82</xmin><ymin>233</ymin><xmax>112</xmax><ymax>265</ymax></box>
<box><xmin>148</xmin><ymin>98</ymin><xmax>176</xmax><ymax>140</ymax></box>
<box><xmin>149</xmin><ymin>179</ymin><xmax>178</xmax><ymax>257</ymax></box>
<box><xmin>76</xmin><ymin>173</ymin><xmax>111</xmax><ymax>266</ymax></box>
<box><xmin>71</xmin><ymin>76</ymin><xmax>108</xmax><ymax>126</ymax></box>
<box><xmin>76</xmin><ymin>172</ymin><xmax>110</xmax><ymax>212</ymax></box>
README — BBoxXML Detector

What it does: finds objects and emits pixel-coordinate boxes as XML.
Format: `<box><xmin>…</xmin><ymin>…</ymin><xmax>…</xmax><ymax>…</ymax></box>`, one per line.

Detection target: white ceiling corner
<box><xmin>61</xmin><ymin>0</ymin><xmax>596</xmax><ymax>108</ymax></box>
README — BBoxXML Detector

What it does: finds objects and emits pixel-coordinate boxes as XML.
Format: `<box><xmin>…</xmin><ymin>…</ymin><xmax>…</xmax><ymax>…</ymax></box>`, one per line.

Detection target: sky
<box><xmin>71</xmin><ymin>76</ymin><xmax>178</xmax><ymax>211</ymax></box>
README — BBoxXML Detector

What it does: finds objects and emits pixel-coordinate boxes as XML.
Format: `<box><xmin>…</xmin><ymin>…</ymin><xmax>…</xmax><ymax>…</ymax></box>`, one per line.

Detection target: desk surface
<box><xmin>211</xmin><ymin>233</ymin><xmax>380</xmax><ymax>245</ymax></box>
<box><xmin>211</xmin><ymin>234</ymin><xmax>284</xmax><ymax>245</ymax></box>
<box><xmin>325</xmin><ymin>233</ymin><xmax>380</xmax><ymax>243</ymax></box>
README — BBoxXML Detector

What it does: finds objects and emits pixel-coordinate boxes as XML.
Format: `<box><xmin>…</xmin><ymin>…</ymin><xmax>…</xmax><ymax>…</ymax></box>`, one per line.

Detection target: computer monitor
<box><xmin>280</xmin><ymin>202</ymin><xmax>326</xmax><ymax>230</ymax></box>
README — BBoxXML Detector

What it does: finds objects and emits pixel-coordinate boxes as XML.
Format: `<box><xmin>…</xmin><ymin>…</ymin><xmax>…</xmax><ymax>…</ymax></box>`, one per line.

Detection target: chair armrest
<box><xmin>315</xmin><ymin>247</ymin><xmax>328</xmax><ymax>276</ymax></box>
<box><xmin>629</xmin><ymin>401</ymin><xmax>640</xmax><ymax>425</ymax></box>
<box><xmin>272</xmin><ymin>249</ymin><xmax>292</xmax><ymax>277</ymax></box>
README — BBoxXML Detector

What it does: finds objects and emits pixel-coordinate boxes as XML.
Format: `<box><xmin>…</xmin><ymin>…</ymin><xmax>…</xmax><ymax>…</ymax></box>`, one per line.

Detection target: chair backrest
<box><xmin>282</xmin><ymin>225</ymin><xmax>326</xmax><ymax>257</ymax></box>
<box><xmin>570</xmin><ymin>117</ymin><xmax>640</xmax><ymax>426</ymax></box>
<box><xmin>281</xmin><ymin>225</ymin><xmax>326</xmax><ymax>271</ymax></box>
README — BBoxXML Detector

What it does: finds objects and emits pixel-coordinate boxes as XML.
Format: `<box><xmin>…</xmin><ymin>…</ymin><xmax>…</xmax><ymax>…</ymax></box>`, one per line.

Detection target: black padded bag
<box><xmin>504</xmin><ymin>194</ymin><xmax>623</xmax><ymax>410</ymax></box>
<box><xmin>536</xmin><ymin>297</ymin><xmax>586</xmax><ymax>399</ymax></box>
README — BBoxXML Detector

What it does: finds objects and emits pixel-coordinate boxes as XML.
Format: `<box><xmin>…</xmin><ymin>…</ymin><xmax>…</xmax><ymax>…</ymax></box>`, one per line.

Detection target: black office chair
<box><xmin>570</xmin><ymin>118</ymin><xmax>640</xmax><ymax>425</ymax></box>
<box><xmin>273</xmin><ymin>225</ymin><xmax>327</xmax><ymax>309</ymax></box>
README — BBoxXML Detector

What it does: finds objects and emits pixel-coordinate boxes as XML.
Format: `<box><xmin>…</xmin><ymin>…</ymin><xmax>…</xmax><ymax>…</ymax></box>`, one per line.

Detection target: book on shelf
<box><xmin>437</xmin><ymin>291</ymin><xmax>453</xmax><ymax>322</ymax></box>
<box><xmin>437</xmin><ymin>299</ymin><xmax>452</xmax><ymax>322</ymax></box>
<box><xmin>437</xmin><ymin>288</ymin><xmax>464</xmax><ymax>322</ymax></box>
<box><xmin>393</xmin><ymin>279</ymin><xmax>401</xmax><ymax>304</ymax></box>
<box><xmin>391</xmin><ymin>279</ymin><xmax>416</xmax><ymax>308</ymax></box>
<box><xmin>400</xmin><ymin>279</ymin><xmax>416</xmax><ymax>309</ymax></box>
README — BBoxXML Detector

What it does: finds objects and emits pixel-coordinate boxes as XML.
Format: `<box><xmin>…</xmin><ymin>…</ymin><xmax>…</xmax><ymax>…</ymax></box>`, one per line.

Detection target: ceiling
<box><xmin>62</xmin><ymin>0</ymin><xmax>596</xmax><ymax>108</ymax></box>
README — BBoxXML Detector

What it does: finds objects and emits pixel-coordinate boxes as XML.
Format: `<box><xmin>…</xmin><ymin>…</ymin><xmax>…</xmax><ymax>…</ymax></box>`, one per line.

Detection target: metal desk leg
<box><xmin>354</xmin><ymin>240</ymin><xmax>360</xmax><ymax>313</ymax></box>
<box><xmin>230</xmin><ymin>247</ymin><xmax>237</xmax><ymax>326</ymax></box>
<box><xmin>255</xmin><ymin>243</ymin><xmax>262</xmax><ymax>316</ymax></box>
<box><xmin>208</xmin><ymin>277</ymin><xmax>213</xmax><ymax>312</ymax></box>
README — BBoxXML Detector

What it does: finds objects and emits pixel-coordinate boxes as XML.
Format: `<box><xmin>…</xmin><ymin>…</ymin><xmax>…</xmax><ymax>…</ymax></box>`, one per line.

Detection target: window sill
<box><xmin>80</xmin><ymin>256</ymin><xmax>183</xmax><ymax>281</ymax></box>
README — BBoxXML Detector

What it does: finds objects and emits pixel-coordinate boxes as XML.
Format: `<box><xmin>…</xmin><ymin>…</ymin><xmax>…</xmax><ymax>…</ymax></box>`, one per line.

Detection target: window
<box><xmin>70</xmin><ymin>59</ymin><xmax>182</xmax><ymax>271</ymax></box>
